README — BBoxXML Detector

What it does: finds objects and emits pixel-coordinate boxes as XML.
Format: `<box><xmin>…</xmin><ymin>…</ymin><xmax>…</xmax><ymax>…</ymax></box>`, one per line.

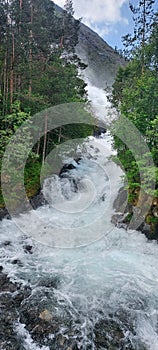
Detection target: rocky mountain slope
<box><xmin>76</xmin><ymin>23</ymin><xmax>125</xmax><ymax>88</ymax></box>
<box><xmin>54</xmin><ymin>3</ymin><xmax>125</xmax><ymax>88</ymax></box>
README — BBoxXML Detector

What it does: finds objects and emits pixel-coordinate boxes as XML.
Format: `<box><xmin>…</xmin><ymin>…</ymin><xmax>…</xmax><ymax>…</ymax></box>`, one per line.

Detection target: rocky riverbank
<box><xmin>112</xmin><ymin>186</ymin><xmax>158</xmax><ymax>240</ymax></box>
<box><xmin>0</xmin><ymin>267</ymin><xmax>31</xmax><ymax>350</ymax></box>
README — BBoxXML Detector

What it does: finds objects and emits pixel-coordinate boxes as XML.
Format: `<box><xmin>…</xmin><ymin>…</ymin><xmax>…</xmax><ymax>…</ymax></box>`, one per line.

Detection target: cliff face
<box><xmin>54</xmin><ymin>3</ymin><xmax>125</xmax><ymax>88</ymax></box>
<box><xmin>76</xmin><ymin>23</ymin><xmax>125</xmax><ymax>88</ymax></box>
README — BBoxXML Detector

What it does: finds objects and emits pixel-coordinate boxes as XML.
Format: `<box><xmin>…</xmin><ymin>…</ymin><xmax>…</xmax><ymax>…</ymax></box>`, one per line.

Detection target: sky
<box><xmin>54</xmin><ymin>0</ymin><xmax>134</xmax><ymax>50</ymax></box>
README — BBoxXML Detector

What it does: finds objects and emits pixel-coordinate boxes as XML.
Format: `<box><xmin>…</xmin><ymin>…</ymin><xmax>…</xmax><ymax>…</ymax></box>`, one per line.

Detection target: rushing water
<box><xmin>1</xmin><ymin>85</ymin><xmax>158</xmax><ymax>350</ymax></box>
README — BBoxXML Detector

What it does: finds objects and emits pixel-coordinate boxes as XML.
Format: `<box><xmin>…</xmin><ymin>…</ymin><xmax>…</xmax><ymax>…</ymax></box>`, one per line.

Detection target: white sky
<box><xmin>54</xmin><ymin>0</ymin><xmax>130</xmax><ymax>48</ymax></box>
<box><xmin>55</xmin><ymin>0</ymin><xmax>128</xmax><ymax>23</ymax></box>
<box><xmin>54</xmin><ymin>0</ymin><xmax>158</xmax><ymax>49</ymax></box>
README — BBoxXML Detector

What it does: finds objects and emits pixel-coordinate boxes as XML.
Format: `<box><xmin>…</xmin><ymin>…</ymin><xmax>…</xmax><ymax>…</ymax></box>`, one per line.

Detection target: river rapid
<box><xmin>1</xmin><ymin>84</ymin><xmax>158</xmax><ymax>350</ymax></box>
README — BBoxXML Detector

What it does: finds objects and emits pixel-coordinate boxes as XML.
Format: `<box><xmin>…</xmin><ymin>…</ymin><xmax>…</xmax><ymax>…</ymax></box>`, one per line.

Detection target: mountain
<box><xmin>54</xmin><ymin>3</ymin><xmax>126</xmax><ymax>89</ymax></box>
<box><xmin>76</xmin><ymin>23</ymin><xmax>125</xmax><ymax>88</ymax></box>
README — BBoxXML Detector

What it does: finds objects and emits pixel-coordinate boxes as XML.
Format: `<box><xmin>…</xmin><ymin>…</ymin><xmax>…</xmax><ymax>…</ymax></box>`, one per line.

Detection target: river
<box><xmin>0</xmin><ymin>84</ymin><xmax>158</xmax><ymax>350</ymax></box>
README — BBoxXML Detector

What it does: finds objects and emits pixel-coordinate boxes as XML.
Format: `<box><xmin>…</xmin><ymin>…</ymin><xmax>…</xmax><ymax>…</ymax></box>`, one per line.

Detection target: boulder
<box><xmin>113</xmin><ymin>187</ymin><xmax>128</xmax><ymax>214</ymax></box>
<box><xmin>0</xmin><ymin>207</ymin><xmax>11</xmax><ymax>221</ymax></box>
<box><xmin>29</xmin><ymin>189</ymin><xmax>48</xmax><ymax>209</ymax></box>
<box><xmin>59</xmin><ymin>158</ymin><xmax>82</xmax><ymax>178</ymax></box>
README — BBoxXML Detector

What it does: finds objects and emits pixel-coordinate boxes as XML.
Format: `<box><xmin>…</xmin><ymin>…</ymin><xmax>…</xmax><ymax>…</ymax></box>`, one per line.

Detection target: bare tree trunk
<box><xmin>29</xmin><ymin>1</ymin><xmax>33</xmax><ymax>95</ymax></box>
<box><xmin>58</xmin><ymin>127</ymin><xmax>62</xmax><ymax>143</ymax></box>
<box><xmin>36</xmin><ymin>136</ymin><xmax>40</xmax><ymax>156</ymax></box>
<box><xmin>3</xmin><ymin>0</ymin><xmax>9</xmax><ymax>115</ymax></box>
<box><xmin>10</xmin><ymin>32</ymin><xmax>15</xmax><ymax>111</ymax></box>
<box><xmin>141</xmin><ymin>0</ymin><xmax>146</xmax><ymax>74</ymax></box>
<box><xmin>17</xmin><ymin>0</ymin><xmax>23</xmax><ymax>95</ymax></box>
<box><xmin>3</xmin><ymin>54</ymin><xmax>7</xmax><ymax>116</ymax></box>
<box><xmin>5</xmin><ymin>73</ymin><xmax>9</xmax><ymax>115</ymax></box>
<box><xmin>19</xmin><ymin>0</ymin><xmax>22</xmax><ymax>30</ymax></box>
<box><xmin>42</xmin><ymin>111</ymin><xmax>48</xmax><ymax>164</ymax></box>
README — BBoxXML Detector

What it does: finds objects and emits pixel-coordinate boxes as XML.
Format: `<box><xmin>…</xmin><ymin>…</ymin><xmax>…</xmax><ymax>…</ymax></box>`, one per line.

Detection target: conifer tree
<box><xmin>60</xmin><ymin>0</ymin><xmax>80</xmax><ymax>56</ymax></box>
<box><xmin>123</xmin><ymin>0</ymin><xmax>155</xmax><ymax>72</ymax></box>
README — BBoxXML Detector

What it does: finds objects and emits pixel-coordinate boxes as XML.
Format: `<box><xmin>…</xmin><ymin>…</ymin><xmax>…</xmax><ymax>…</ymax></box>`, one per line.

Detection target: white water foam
<box><xmin>0</xmin><ymin>83</ymin><xmax>158</xmax><ymax>349</ymax></box>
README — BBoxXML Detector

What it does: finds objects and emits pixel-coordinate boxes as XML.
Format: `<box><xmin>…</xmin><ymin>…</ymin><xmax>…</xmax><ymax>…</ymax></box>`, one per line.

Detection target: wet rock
<box><xmin>23</xmin><ymin>244</ymin><xmax>33</xmax><ymax>254</ymax></box>
<box><xmin>11</xmin><ymin>258</ymin><xmax>23</xmax><ymax>266</ymax></box>
<box><xmin>19</xmin><ymin>289</ymin><xmax>81</xmax><ymax>349</ymax></box>
<box><xmin>94</xmin><ymin>317</ymin><xmax>147</xmax><ymax>350</ymax></box>
<box><xmin>0</xmin><ymin>240</ymin><xmax>12</xmax><ymax>248</ymax></box>
<box><xmin>0</xmin><ymin>273</ymin><xmax>147</xmax><ymax>350</ymax></box>
<box><xmin>0</xmin><ymin>272</ymin><xmax>18</xmax><ymax>293</ymax></box>
<box><xmin>0</xmin><ymin>271</ymin><xmax>31</xmax><ymax>350</ymax></box>
<box><xmin>142</xmin><ymin>222</ymin><xmax>158</xmax><ymax>240</ymax></box>
<box><xmin>13</xmin><ymin>287</ymin><xmax>31</xmax><ymax>306</ymax></box>
<box><xmin>4</xmin><ymin>240</ymin><xmax>12</xmax><ymax>246</ymax></box>
<box><xmin>128</xmin><ymin>206</ymin><xmax>144</xmax><ymax>230</ymax></box>
<box><xmin>117</xmin><ymin>222</ymin><xmax>128</xmax><ymax>230</ymax></box>
<box><xmin>111</xmin><ymin>212</ymin><xmax>130</xmax><ymax>230</ymax></box>
<box><xmin>113</xmin><ymin>187</ymin><xmax>128</xmax><ymax>213</ymax></box>
<box><xmin>59</xmin><ymin>163</ymin><xmax>76</xmax><ymax>177</ymax></box>
<box><xmin>74</xmin><ymin>157</ymin><xmax>82</xmax><ymax>164</ymax></box>
<box><xmin>59</xmin><ymin>336</ymin><xmax>66</xmax><ymax>346</ymax></box>
<box><xmin>39</xmin><ymin>309</ymin><xmax>53</xmax><ymax>322</ymax></box>
<box><xmin>37</xmin><ymin>275</ymin><xmax>60</xmax><ymax>289</ymax></box>
<box><xmin>59</xmin><ymin>158</ymin><xmax>82</xmax><ymax>177</ymax></box>
<box><xmin>112</xmin><ymin>186</ymin><xmax>155</xmax><ymax>240</ymax></box>
<box><xmin>111</xmin><ymin>213</ymin><xmax>124</xmax><ymax>226</ymax></box>
<box><xmin>0</xmin><ymin>207</ymin><xmax>11</xmax><ymax>221</ymax></box>
<box><xmin>94</xmin><ymin>319</ymin><xmax>124</xmax><ymax>348</ymax></box>
<box><xmin>154</xmin><ymin>223</ymin><xmax>158</xmax><ymax>238</ymax></box>
<box><xmin>29</xmin><ymin>189</ymin><xmax>48</xmax><ymax>209</ymax></box>
<box><xmin>59</xmin><ymin>159</ymin><xmax>82</xmax><ymax>195</ymax></box>
<box><xmin>100</xmin><ymin>193</ymin><xmax>106</xmax><ymax>201</ymax></box>
<box><xmin>93</xmin><ymin>126</ymin><xmax>106</xmax><ymax>137</ymax></box>
<box><xmin>19</xmin><ymin>289</ymin><xmax>60</xmax><ymax>337</ymax></box>
<box><xmin>141</xmin><ymin>223</ymin><xmax>151</xmax><ymax>237</ymax></box>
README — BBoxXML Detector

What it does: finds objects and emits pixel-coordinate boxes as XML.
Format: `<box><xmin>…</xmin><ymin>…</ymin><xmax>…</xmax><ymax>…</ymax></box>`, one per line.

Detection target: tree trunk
<box><xmin>42</xmin><ymin>111</ymin><xmax>48</xmax><ymax>164</ymax></box>
<box><xmin>3</xmin><ymin>0</ymin><xmax>9</xmax><ymax>115</ymax></box>
<box><xmin>141</xmin><ymin>0</ymin><xmax>146</xmax><ymax>74</ymax></box>
<box><xmin>29</xmin><ymin>1</ymin><xmax>33</xmax><ymax>95</ymax></box>
<box><xmin>17</xmin><ymin>0</ymin><xmax>23</xmax><ymax>95</ymax></box>
<box><xmin>58</xmin><ymin>127</ymin><xmax>62</xmax><ymax>143</ymax></box>
<box><xmin>10</xmin><ymin>32</ymin><xmax>15</xmax><ymax>111</ymax></box>
<box><xmin>3</xmin><ymin>54</ymin><xmax>7</xmax><ymax>116</ymax></box>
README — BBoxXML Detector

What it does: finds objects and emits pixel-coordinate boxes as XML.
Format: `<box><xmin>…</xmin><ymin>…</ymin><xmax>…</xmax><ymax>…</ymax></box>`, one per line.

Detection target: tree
<box><xmin>0</xmin><ymin>0</ymin><xmax>90</xmax><ymax>183</ymax></box>
<box><xmin>111</xmin><ymin>1</ymin><xmax>158</xmax><ymax>200</ymax></box>
<box><xmin>147</xmin><ymin>11</ymin><xmax>158</xmax><ymax>74</ymax></box>
<box><xmin>59</xmin><ymin>0</ymin><xmax>80</xmax><ymax>57</ymax></box>
<box><xmin>123</xmin><ymin>0</ymin><xmax>155</xmax><ymax>72</ymax></box>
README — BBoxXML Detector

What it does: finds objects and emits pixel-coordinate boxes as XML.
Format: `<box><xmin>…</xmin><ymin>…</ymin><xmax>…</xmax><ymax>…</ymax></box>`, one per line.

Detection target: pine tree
<box><xmin>111</xmin><ymin>1</ymin><xmax>158</xmax><ymax>202</ymax></box>
<box><xmin>147</xmin><ymin>11</ymin><xmax>158</xmax><ymax>74</ymax></box>
<box><xmin>123</xmin><ymin>0</ymin><xmax>155</xmax><ymax>72</ymax></box>
<box><xmin>64</xmin><ymin>0</ymin><xmax>74</xmax><ymax>16</ymax></box>
<box><xmin>60</xmin><ymin>0</ymin><xmax>80</xmax><ymax>56</ymax></box>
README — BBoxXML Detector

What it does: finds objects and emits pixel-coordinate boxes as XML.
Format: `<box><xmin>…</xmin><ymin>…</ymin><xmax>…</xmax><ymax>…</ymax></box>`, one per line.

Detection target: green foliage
<box><xmin>0</xmin><ymin>0</ymin><xmax>93</xmax><ymax>208</ymax></box>
<box><xmin>0</xmin><ymin>101</ymin><xmax>31</xmax><ymax>156</ymax></box>
<box><xmin>0</xmin><ymin>0</ymin><xmax>86</xmax><ymax>114</ymax></box>
<box><xmin>111</xmin><ymin>3</ymin><xmax>158</xmax><ymax>200</ymax></box>
<box><xmin>24</xmin><ymin>159</ymin><xmax>42</xmax><ymax>197</ymax></box>
<box><xmin>61</xmin><ymin>123</ymin><xmax>93</xmax><ymax>139</ymax></box>
<box><xmin>31</xmin><ymin>57</ymin><xmax>87</xmax><ymax>106</ymax></box>
<box><xmin>122</xmin><ymin>0</ymin><xmax>155</xmax><ymax>63</ymax></box>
